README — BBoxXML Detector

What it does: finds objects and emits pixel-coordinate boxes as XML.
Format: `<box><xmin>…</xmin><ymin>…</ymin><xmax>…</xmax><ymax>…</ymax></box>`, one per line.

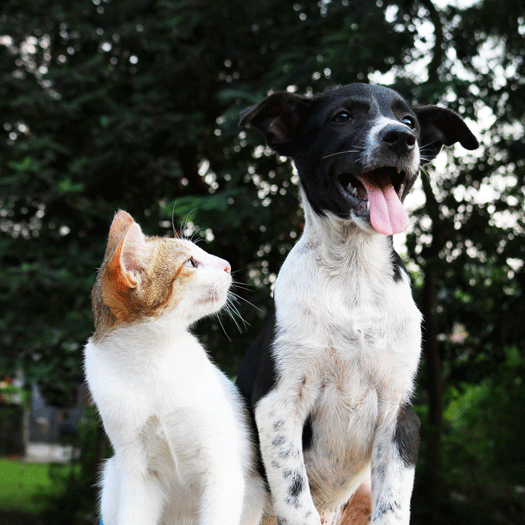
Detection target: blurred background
<box><xmin>0</xmin><ymin>0</ymin><xmax>524</xmax><ymax>523</ymax></box>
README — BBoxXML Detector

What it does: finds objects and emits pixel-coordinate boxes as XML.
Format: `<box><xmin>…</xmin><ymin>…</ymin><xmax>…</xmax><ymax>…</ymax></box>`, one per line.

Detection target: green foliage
<box><xmin>0</xmin><ymin>459</ymin><xmax>68</xmax><ymax>514</ymax></box>
<box><xmin>0</xmin><ymin>0</ymin><xmax>524</xmax><ymax>522</ymax></box>
<box><xmin>444</xmin><ymin>346</ymin><xmax>525</xmax><ymax>486</ymax></box>
<box><xmin>38</xmin><ymin>406</ymin><xmax>102</xmax><ymax>525</ymax></box>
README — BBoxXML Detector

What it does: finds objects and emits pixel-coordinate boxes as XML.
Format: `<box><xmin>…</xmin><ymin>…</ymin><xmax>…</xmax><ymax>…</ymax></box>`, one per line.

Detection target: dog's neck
<box><xmin>299</xmin><ymin>187</ymin><xmax>394</xmax><ymax>274</ymax></box>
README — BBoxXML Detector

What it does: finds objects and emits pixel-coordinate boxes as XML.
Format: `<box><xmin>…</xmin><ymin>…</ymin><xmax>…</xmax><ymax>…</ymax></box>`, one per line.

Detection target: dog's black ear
<box><xmin>239</xmin><ymin>92</ymin><xmax>312</xmax><ymax>156</ymax></box>
<box><xmin>414</xmin><ymin>106</ymin><xmax>479</xmax><ymax>164</ymax></box>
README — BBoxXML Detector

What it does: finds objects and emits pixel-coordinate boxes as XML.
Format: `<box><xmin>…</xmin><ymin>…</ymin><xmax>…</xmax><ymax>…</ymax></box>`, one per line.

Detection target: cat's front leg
<box><xmin>163</xmin><ymin>411</ymin><xmax>247</xmax><ymax>525</ymax></box>
<box><xmin>117</xmin><ymin>467</ymin><xmax>165</xmax><ymax>525</ymax></box>
<box><xmin>198</xmin><ymin>460</ymin><xmax>246</xmax><ymax>525</ymax></box>
<box><xmin>100</xmin><ymin>442</ymin><xmax>165</xmax><ymax>525</ymax></box>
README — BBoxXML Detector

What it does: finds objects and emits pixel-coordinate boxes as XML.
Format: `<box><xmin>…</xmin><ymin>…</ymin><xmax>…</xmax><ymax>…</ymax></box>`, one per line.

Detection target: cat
<box><xmin>84</xmin><ymin>210</ymin><xmax>266</xmax><ymax>525</ymax></box>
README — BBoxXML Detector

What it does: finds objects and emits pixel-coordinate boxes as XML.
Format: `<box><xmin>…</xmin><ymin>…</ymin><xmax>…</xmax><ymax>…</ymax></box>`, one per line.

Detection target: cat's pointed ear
<box><xmin>105</xmin><ymin>210</ymin><xmax>135</xmax><ymax>258</ymax></box>
<box><xmin>109</xmin><ymin>223</ymin><xmax>150</xmax><ymax>289</ymax></box>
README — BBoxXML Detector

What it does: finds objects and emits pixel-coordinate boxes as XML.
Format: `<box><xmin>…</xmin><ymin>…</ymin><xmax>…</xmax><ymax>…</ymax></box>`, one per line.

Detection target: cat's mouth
<box><xmin>198</xmin><ymin>280</ymin><xmax>231</xmax><ymax>309</ymax></box>
<box><xmin>198</xmin><ymin>293</ymin><xmax>226</xmax><ymax>306</ymax></box>
<box><xmin>336</xmin><ymin>167</ymin><xmax>410</xmax><ymax>235</ymax></box>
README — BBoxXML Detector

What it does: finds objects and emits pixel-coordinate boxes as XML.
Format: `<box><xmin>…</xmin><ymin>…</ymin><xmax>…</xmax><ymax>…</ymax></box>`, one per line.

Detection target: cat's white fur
<box><xmin>84</xmin><ymin>215</ymin><xmax>265</xmax><ymax>525</ymax></box>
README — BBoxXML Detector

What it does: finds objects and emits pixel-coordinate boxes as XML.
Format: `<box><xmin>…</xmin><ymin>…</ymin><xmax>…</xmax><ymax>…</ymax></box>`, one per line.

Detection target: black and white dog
<box><xmin>236</xmin><ymin>83</ymin><xmax>478</xmax><ymax>525</ymax></box>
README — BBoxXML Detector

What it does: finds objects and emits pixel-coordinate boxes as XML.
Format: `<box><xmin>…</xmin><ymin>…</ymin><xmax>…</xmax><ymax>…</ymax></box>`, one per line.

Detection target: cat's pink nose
<box><xmin>224</xmin><ymin>262</ymin><xmax>231</xmax><ymax>274</ymax></box>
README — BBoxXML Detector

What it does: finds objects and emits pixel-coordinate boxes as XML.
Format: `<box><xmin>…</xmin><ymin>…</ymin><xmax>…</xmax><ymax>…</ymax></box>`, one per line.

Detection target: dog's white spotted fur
<box><xmin>256</xmin><ymin>198</ymin><xmax>421</xmax><ymax>525</ymax></box>
<box><xmin>236</xmin><ymin>83</ymin><xmax>479</xmax><ymax>525</ymax></box>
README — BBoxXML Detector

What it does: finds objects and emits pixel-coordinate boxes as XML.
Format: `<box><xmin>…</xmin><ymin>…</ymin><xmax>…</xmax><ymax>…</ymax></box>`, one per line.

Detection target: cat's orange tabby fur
<box><xmin>84</xmin><ymin>210</ymin><xmax>266</xmax><ymax>525</ymax></box>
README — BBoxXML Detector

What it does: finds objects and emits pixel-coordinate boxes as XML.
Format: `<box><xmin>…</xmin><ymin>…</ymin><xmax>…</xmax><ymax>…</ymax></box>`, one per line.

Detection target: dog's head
<box><xmin>240</xmin><ymin>83</ymin><xmax>479</xmax><ymax>235</ymax></box>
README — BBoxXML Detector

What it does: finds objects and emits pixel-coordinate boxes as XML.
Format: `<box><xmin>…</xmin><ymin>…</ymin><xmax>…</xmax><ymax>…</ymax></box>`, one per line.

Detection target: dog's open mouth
<box><xmin>337</xmin><ymin>167</ymin><xmax>409</xmax><ymax>235</ymax></box>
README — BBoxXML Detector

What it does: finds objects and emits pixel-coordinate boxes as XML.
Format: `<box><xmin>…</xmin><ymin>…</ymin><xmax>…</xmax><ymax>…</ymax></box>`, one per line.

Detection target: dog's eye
<box><xmin>402</xmin><ymin>116</ymin><xmax>416</xmax><ymax>128</ymax></box>
<box><xmin>332</xmin><ymin>111</ymin><xmax>352</xmax><ymax>123</ymax></box>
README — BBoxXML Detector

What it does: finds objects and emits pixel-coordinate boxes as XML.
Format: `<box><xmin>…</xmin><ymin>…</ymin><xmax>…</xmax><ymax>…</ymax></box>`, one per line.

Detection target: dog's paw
<box><xmin>276</xmin><ymin>510</ymin><xmax>322</xmax><ymax>525</ymax></box>
<box><xmin>276</xmin><ymin>520</ymin><xmax>321</xmax><ymax>525</ymax></box>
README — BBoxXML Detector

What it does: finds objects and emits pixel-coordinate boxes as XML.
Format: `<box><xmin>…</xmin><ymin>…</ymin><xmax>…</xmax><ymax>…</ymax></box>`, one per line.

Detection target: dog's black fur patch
<box><xmin>236</xmin><ymin>305</ymin><xmax>279</xmax><ymax>479</ymax></box>
<box><xmin>393</xmin><ymin>403</ymin><xmax>421</xmax><ymax>468</ymax></box>
<box><xmin>236</xmin><ymin>83</ymin><xmax>478</xmax><ymax>523</ymax></box>
<box><xmin>289</xmin><ymin>473</ymin><xmax>304</xmax><ymax>498</ymax></box>
<box><xmin>302</xmin><ymin>414</ymin><xmax>314</xmax><ymax>451</ymax></box>
<box><xmin>236</xmin><ymin>304</ymin><xmax>279</xmax><ymax>409</ymax></box>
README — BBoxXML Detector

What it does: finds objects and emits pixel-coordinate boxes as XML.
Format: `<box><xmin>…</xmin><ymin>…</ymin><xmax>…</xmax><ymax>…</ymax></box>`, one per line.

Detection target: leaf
<box><xmin>7</xmin><ymin>156</ymin><xmax>41</xmax><ymax>173</ymax></box>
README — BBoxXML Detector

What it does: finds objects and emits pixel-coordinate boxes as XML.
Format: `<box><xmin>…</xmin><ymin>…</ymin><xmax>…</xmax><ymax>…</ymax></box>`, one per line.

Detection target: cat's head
<box><xmin>91</xmin><ymin>210</ymin><xmax>232</xmax><ymax>339</ymax></box>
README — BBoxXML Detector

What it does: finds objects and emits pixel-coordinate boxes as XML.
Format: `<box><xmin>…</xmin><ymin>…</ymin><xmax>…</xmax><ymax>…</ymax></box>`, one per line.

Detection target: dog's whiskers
<box><xmin>419</xmin><ymin>165</ymin><xmax>432</xmax><ymax>180</ymax></box>
<box><xmin>418</xmin><ymin>140</ymin><xmax>443</xmax><ymax>160</ymax></box>
<box><xmin>322</xmin><ymin>148</ymin><xmax>365</xmax><ymax>160</ymax></box>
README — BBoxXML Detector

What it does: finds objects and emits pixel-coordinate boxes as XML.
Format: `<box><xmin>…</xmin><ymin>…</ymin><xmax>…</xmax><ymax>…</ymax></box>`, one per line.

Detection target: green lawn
<box><xmin>0</xmin><ymin>458</ymin><xmax>66</xmax><ymax>514</ymax></box>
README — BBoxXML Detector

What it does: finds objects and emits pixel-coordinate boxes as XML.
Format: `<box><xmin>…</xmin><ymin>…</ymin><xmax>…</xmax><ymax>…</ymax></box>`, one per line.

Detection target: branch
<box><xmin>420</xmin><ymin>0</ymin><xmax>445</xmax><ymax>86</ymax></box>
<box><xmin>420</xmin><ymin>173</ymin><xmax>447</xmax><ymax>260</ymax></box>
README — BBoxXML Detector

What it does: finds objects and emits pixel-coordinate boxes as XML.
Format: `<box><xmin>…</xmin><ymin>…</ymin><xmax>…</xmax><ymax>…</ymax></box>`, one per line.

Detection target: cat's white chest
<box><xmin>85</xmin><ymin>332</ymin><xmax>215</xmax><ymax>451</ymax></box>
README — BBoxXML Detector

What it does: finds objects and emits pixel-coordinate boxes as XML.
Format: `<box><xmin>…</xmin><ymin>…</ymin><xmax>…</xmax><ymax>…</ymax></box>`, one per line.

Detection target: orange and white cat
<box><xmin>84</xmin><ymin>210</ymin><xmax>266</xmax><ymax>525</ymax></box>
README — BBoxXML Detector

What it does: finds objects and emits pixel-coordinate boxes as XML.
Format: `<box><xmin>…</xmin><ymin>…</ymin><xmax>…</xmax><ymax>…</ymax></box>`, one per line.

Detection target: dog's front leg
<box><xmin>255</xmin><ymin>380</ymin><xmax>322</xmax><ymax>525</ymax></box>
<box><xmin>370</xmin><ymin>403</ymin><xmax>420</xmax><ymax>524</ymax></box>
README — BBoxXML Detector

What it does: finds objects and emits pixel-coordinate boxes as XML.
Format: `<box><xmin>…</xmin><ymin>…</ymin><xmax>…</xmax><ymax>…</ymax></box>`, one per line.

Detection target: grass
<box><xmin>0</xmin><ymin>458</ymin><xmax>67</xmax><ymax>515</ymax></box>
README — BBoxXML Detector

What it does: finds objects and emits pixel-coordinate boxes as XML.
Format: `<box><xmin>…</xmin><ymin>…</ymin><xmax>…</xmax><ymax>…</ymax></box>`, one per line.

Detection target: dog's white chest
<box><xmin>272</xmin><ymin>228</ymin><xmax>422</xmax><ymax>508</ymax></box>
<box><xmin>274</xmin><ymin>232</ymin><xmax>421</xmax><ymax>394</ymax></box>
<box><xmin>238</xmin><ymin>84</ymin><xmax>478</xmax><ymax>525</ymax></box>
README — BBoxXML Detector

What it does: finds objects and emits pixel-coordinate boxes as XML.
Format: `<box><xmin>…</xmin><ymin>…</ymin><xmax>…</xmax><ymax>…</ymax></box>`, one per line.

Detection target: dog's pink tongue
<box><xmin>354</xmin><ymin>173</ymin><xmax>409</xmax><ymax>235</ymax></box>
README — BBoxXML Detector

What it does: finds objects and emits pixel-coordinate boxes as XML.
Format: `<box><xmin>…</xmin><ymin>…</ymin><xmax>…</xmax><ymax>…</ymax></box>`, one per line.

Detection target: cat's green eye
<box><xmin>184</xmin><ymin>257</ymin><xmax>197</xmax><ymax>268</ymax></box>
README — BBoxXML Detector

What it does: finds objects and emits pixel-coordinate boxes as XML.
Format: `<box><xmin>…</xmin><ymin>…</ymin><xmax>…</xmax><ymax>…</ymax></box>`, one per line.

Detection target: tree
<box><xmin>0</xmin><ymin>0</ymin><xmax>419</xmax><ymax>403</ymax></box>
<box><xmin>401</xmin><ymin>1</ymin><xmax>525</xmax><ymax>521</ymax></box>
<box><xmin>1</xmin><ymin>0</ymin><xmax>524</xmax><ymax>523</ymax></box>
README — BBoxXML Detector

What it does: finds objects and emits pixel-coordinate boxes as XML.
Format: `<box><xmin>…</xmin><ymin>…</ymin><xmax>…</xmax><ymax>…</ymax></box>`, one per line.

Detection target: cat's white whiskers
<box><xmin>85</xmin><ymin>210</ymin><xmax>266</xmax><ymax>525</ymax></box>
<box><xmin>220</xmin><ymin>290</ymin><xmax>249</xmax><ymax>334</ymax></box>
<box><xmin>179</xmin><ymin>208</ymin><xmax>198</xmax><ymax>240</ymax></box>
<box><xmin>229</xmin><ymin>288</ymin><xmax>262</xmax><ymax>313</ymax></box>
<box><xmin>230</xmin><ymin>279</ymin><xmax>254</xmax><ymax>292</ymax></box>
<box><xmin>215</xmin><ymin>310</ymin><xmax>232</xmax><ymax>341</ymax></box>
<box><xmin>171</xmin><ymin>203</ymin><xmax>179</xmax><ymax>238</ymax></box>
<box><xmin>224</xmin><ymin>302</ymin><xmax>246</xmax><ymax>333</ymax></box>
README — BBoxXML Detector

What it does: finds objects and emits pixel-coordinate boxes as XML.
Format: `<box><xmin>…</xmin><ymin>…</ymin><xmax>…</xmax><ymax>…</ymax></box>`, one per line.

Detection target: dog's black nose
<box><xmin>381</xmin><ymin>126</ymin><xmax>416</xmax><ymax>157</ymax></box>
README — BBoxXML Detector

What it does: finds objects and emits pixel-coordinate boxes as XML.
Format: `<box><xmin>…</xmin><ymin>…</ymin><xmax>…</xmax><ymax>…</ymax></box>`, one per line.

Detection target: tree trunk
<box><xmin>420</xmin><ymin>173</ymin><xmax>448</xmax><ymax>521</ymax></box>
<box><xmin>421</xmin><ymin>261</ymin><xmax>443</xmax><ymax>454</ymax></box>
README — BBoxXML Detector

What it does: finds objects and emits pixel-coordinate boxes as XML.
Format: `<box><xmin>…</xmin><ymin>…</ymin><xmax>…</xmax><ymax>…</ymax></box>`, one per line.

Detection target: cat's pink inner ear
<box><xmin>105</xmin><ymin>210</ymin><xmax>135</xmax><ymax>258</ymax></box>
<box><xmin>118</xmin><ymin>223</ymin><xmax>150</xmax><ymax>285</ymax></box>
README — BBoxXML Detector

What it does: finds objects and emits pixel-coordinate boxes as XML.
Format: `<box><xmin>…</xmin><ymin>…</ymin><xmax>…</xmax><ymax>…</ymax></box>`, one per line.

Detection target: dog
<box><xmin>235</xmin><ymin>83</ymin><xmax>478</xmax><ymax>525</ymax></box>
